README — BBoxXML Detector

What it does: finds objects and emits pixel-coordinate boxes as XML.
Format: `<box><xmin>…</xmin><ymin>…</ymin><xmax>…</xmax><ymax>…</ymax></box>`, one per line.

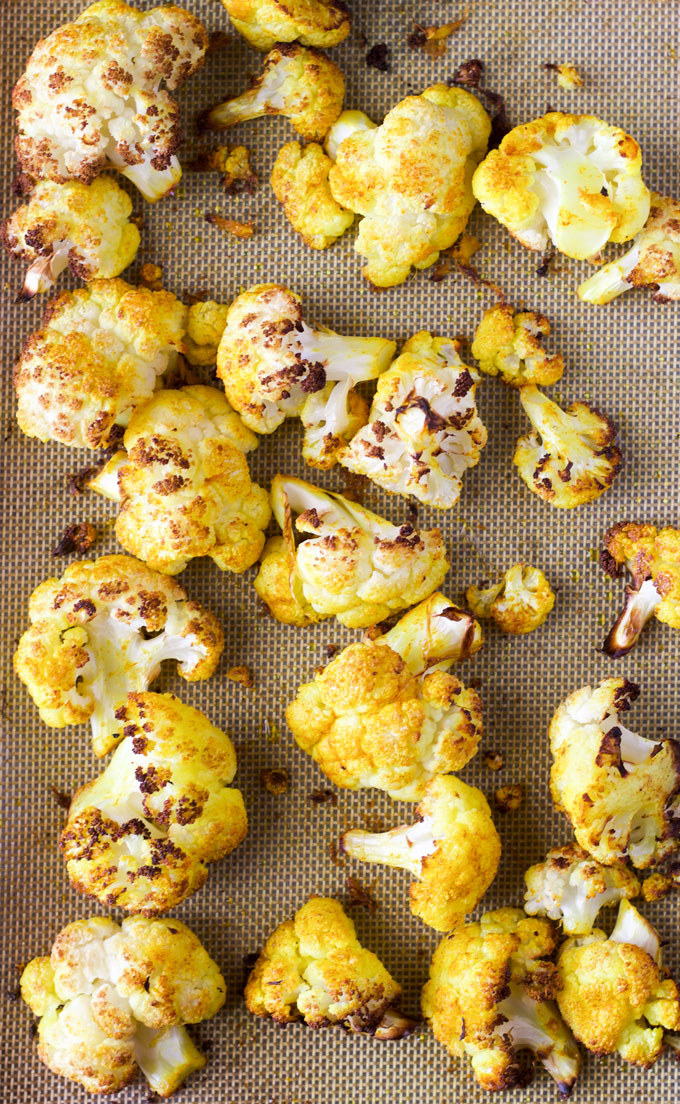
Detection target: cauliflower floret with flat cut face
<box><xmin>550</xmin><ymin>678</ymin><xmax>680</xmax><ymax>869</ymax></box>
<box><xmin>183</xmin><ymin>300</ymin><xmax>229</xmax><ymax>366</ymax></box>
<box><xmin>342</xmin><ymin>775</ymin><xmax>500</xmax><ymax>931</ymax></box>
<box><xmin>471</xmin><ymin>303</ymin><xmax>564</xmax><ymax>388</ymax></box>
<box><xmin>13</xmin><ymin>0</ymin><xmax>209</xmax><ymax>202</ymax></box>
<box><xmin>513</xmin><ymin>384</ymin><xmax>621</xmax><ymax>508</ymax></box>
<box><xmin>340</xmin><ymin>333</ymin><xmax>487</xmax><ymax>509</ymax></box>
<box><xmin>422</xmin><ymin>907</ymin><xmax>581</xmax><ymax>1095</ymax></box>
<box><xmin>472</xmin><ymin>112</ymin><xmax>650</xmax><ymax>260</ymax></box>
<box><xmin>254</xmin><ymin>475</ymin><xmax>449</xmax><ymax>628</ymax></box>
<box><xmin>328</xmin><ymin>85</ymin><xmax>491</xmax><ymax>287</ymax></box>
<box><xmin>271</xmin><ymin>141</ymin><xmax>354</xmax><ymax>249</ymax></box>
<box><xmin>524</xmin><ymin>842</ymin><xmax>640</xmax><ymax>935</ymax></box>
<box><xmin>466</xmin><ymin>563</ymin><xmax>555</xmax><ymax>634</ymax></box>
<box><xmin>325</xmin><ymin>109</ymin><xmax>377</xmax><ymax>161</ymax></box>
<box><xmin>579</xmin><ymin>193</ymin><xmax>680</xmax><ymax>303</ymax></box>
<box><xmin>287</xmin><ymin>592</ymin><xmax>483</xmax><ymax>800</ymax></box>
<box><xmin>14</xmin><ymin>554</ymin><xmax>223</xmax><ymax>756</ymax></box>
<box><xmin>61</xmin><ymin>691</ymin><xmax>247</xmax><ymax>914</ymax></box>
<box><xmin>21</xmin><ymin>915</ymin><xmax>225</xmax><ymax>1097</ymax></box>
<box><xmin>600</xmin><ymin>521</ymin><xmax>680</xmax><ymax>657</ymax></box>
<box><xmin>222</xmin><ymin>0</ymin><xmax>350</xmax><ymax>51</ymax></box>
<box><xmin>245</xmin><ymin>897</ymin><xmax>414</xmax><ymax>1037</ymax></box>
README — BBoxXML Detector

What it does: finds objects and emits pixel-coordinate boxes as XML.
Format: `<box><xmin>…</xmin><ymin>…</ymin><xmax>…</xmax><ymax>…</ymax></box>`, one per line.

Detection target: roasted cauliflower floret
<box><xmin>549</xmin><ymin>678</ymin><xmax>680</xmax><ymax>869</ymax></box>
<box><xmin>514</xmin><ymin>384</ymin><xmax>621</xmax><ymax>508</ymax></box>
<box><xmin>471</xmin><ymin>303</ymin><xmax>564</xmax><ymax>388</ymax></box>
<box><xmin>222</xmin><ymin>0</ymin><xmax>351</xmax><ymax>51</ymax></box>
<box><xmin>466</xmin><ymin>563</ymin><xmax>555</xmax><ymax>634</ymax></box>
<box><xmin>271</xmin><ymin>141</ymin><xmax>354</xmax><ymax>249</ymax></box>
<box><xmin>254</xmin><ymin>475</ymin><xmax>449</xmax><ymax>628</ymax></box>
<box><xmin>328</xmin><ymin>85</ymin><xmax>491</xmax><ymax>287</ymax></box>
<box><xmin>287</xmin><ymin>592</ymin><xmax>483</xmax><ymax>800</ymax></box>
<box><xmin>245</xmin><ymin>896</ymin><xmax>415</xmax><ymax>1037</ymax></box>
<box><xmin>422</xmin><ymin>908</ymin><xmax>581</xmax><ymax>1095</ymax></box>
<box><xmin>524</xmin><ymin>843</ymin><xmax>640</xmax><ymax>935</ymax></box>
<box><xmin>340</xmin><ymin>332</ymin><xmax>487</xmax><ymax>509</ymax></box>
<box><xmin>579</xmin><ymin>193</ymin><xmax>680</xmax><ymax>303</ymax></box>
<box><xmin>21</xmin><ymin>915</ymin><xmax>225</xmax><ymax>1096</ymax></box>
<box><xmin>201</xmin><ymin>43</ymin><xmax>344</xmax><ymax>143</ymax></box>
<box><xmin>183</xmin><ymin>300</ymin><xmax>229</xmax><ymax>366</ymax></box>
<box><xmin>600</xmin><ymin>522</ymin><xmax>680</xmax><ymax>657</ymax></box>
<box><xmin>472</xmin><ymin>112</ymin><xmax>650</xmax><ymax>260</ymax></box>
<box><xmin>342</xmin><ymin>775</ymin><xmax>500</xmax><ymax>931</ymax></box>
<box><xmin>13</xmin><ymin>0</ymin><xmax>209</xmax><ymax>202</ymax></box>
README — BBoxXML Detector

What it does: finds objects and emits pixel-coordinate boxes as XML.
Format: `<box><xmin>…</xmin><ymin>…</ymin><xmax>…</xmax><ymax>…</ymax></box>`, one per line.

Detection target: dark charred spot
<box><xmin>308</xmin><ymin>789</ymin><xmax>338</xmax><ymax>806</ymax></box>
<box><xmin>365</xmin><ymin>43</ymin><xmax>391</xmax><ymax>71</ymax></box>
<box><xmin>50</xmin><ymin>783</ymin><xmax>71</xmax><ymax>810</ymax></box>
<box><xmin>599</xmin><ymin>548</ymin><xmax>622</xmax><ymax>578</ymax></box>
<box><xmin>346</xmin><ymin>875</ymin><xmax>377</xmax><ymax>911</ymax></box>
<box><xmin>453</xmin><ymin>369</ymin><xmax>474</xmax><ymax>398</ymax></box>
<box><xmin>300</xmin><ymin>363</ymin><xmax>327</xmax><ymax>393</ymax></box>
<box><xmin>448</xmin><ymin>59</ymin><xmax>511</xmax><ymax>148</ymax></box>
<box><xmin>536</xmin><ymin>245</ymin><xmax>555</xmax><ymax>277</ymax></box>
<box><xmin>558</xmin><ymin>461</ymin><xmax>573</xmax><ymax>483</ymax></box>
<box><xmin>73</xmin><ymin>598</ymin><xmax>96</xmax><ymax>618</ymax></box>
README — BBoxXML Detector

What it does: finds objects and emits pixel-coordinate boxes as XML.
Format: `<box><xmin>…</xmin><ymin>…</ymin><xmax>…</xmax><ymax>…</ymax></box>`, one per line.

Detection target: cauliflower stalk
<box><xmin>271</xmin><ymin>141</ymin><xmax>354</xmax><ymax>249</ymax></box>
<box><xmin>466</xmin><ymin>563</ymin><xmax>555</xmax><ymax>634</ymax></box>
<box><xmin>471</xmin><ymin>303</ymin><xmax>564</xmax><ymax>388</ymax></box>
<box><xmin>578</xmin><ymin>193</ymin><xmax>680</xmax><ymax>303</ymax></box>
<box><xmin>600</xmin><ymin>521</ymin><xmax>680</xmax><ymax>657</ymax></box>
<box><xmin>222</xmin><ymin>0</ymin><xmax>351</xmax><ymax>51</ymax></box>
<box><xmin>524</xmin><ymin>842</ymin><xmax>640</xmax><ymax>935</ymax></box>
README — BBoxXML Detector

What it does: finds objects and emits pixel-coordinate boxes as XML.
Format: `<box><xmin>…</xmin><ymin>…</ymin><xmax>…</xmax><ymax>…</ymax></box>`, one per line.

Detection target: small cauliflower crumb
<box><xmin>495</xmin><ymin>783</ymin><xmax>523</xmax><ymax>812</ymax></box>
<box><xmin>227</xmin><ymin>664</ymin><xmax>255</xmax><ymax>689</ymax></box>
<box><xmin>545</xmin><ymin>63</ymin><xmax>583</xmax><ymax>90</ymax></box>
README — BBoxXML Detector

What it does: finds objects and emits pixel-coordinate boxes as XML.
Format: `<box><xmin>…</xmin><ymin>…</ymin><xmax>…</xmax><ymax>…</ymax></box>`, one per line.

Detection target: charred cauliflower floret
<box><xmin>514</xmin><ymin>384</ymin><xmax>621</xmax><ymax>508</ymax></box>
<box><xmin>201</xmin><ymin>43</ymin><xmax>344</xmax><ymax>143</ymax></box>
<box><xmin>245</xmin><ymin>896</ymin><xmax>415</xmax><ymax>1037</ymax></box>
<box><xmin>184</xmin><ymin>300</ymin><xmax>229</xmax><ymax>366</ymax></box>
<box><xmin>339</xmin><ymin>332</ymin><xmax>487</xmax><ymax>509</ymax></box>
<box><xmin>556</xmin><ymin>900</ymin><xmax>680</xmax><ymax>1065</ymax></box>
<box><xmin>325</xmin><ymin>108</ymin><xmax>376</xmax><ymax>160</ymax></box>
<box><xmin>549</xmin><ymin>678</ymin><xmax>680</xmax><ymax>869</ymax></box>
<box><xmin>271</xmin><ymin>141</ymin><xmax>354</xmax><ymax>249</ymax></box>
<box><xmin>600</xmin><ymin>522</ymin><xmax>680</xmax><ymax>657</ymax></box>
<box><xmin>422</xmin><ymin>908</ymin><xmax>581</xmax><ymax>1095</ymax></box>
<box><xmin>20</xmin><ymin>915</ymin><xmax>225</xmax><ymax>1096</ymax></box>
<box><xmin>466</xmin><ymin>563</ymin><xmax>555</xmax><ymax>634</ymax></box>
<box><xmin>472</xmin><ymin>112</ymin><xmax>650</xmax><ymax>260</ymax></box>
<box><xmin>14</xmin><ymin>554</ymin><xmax>223</xmax><ymax>756</ymax></box>
<box><xmin>342</xmin><ymin>775</ymin><xmax>500</xmax><ymax>931</ymax></box>
<box><xmin>61</xmin><ymin>692</ymin><xmax>247</xmax><ymax>914</ymax></box>
<box><xmin>222</xmin><ymin>0</ymin><xmax>351</xmax><ymax>51</ymax></box>
<box><xmin>13</xmin><ymin>0</ymin><xmax>209</xmax><ymax>202</ymax></box>
<box><xmin>328</xmin><ymin>85</ymin><xmax>491</xmax><ymax>287</ymax></box>
<box><xmin>579</xmin><ymin>193</ymin><xmax>680</xmax><ymax>304</ymax></box>
<box><xmin>254</xmin><ymin>475</ymin><xmax>449</xmax><ymax>628</ymax></box>
<box><xmin>287</xmin><ymin>592</ymin><xmax>483</xmax><ymax>800</ymax></box>
<box><xmin>471</xmin><ymin>303</ymin><xmax>564</xmax><ymax>388</ymax></box>
<box><xmin>524</xmin><ymin>842</ymin><xmax>640</xmax><ymax>935</ymax></box>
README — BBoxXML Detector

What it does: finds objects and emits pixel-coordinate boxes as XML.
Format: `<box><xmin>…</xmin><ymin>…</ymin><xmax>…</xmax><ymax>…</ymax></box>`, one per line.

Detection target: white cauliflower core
<box><xmin>524</xmin><ymin>843</ymin><xmax>640</xmax><ymax>935</ymax></box>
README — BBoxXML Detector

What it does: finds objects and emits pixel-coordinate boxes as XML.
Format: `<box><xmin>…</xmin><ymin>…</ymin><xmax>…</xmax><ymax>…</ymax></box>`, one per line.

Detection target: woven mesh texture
<box><xmin>1</xmin><ymin>0</ymin><xmax>679</xmax><ymax>1101</ymax></box>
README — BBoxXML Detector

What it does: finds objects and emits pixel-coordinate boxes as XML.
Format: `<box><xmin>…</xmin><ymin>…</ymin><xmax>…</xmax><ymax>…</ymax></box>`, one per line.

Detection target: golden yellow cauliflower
<box><xmin>184</xmin><ymin>300</ymin><xmax>229</xmax><ymax>365</ymax></box>
<box><xmin>271</xmin><ymin>141</ymin><xmax>354</xmax><ymax>248</ymax></box>
<box><xmin>466</xmin><ymin>563</ymin><xmax>555</xmax><ymax>634</ymax></box>
<box><xmin>222</xmin><ymin>0</ymin><xmax>350</xmax><ymax>51</ymax></box>
<box><xmin>471</xmin><ymin>302</ymin><xmax>564</xmax><ymax>387</ymax></box>
<box><xmin>600</xmin><ymin>521</ymin><xmax>680</xmax><ymax>656</ymax></box>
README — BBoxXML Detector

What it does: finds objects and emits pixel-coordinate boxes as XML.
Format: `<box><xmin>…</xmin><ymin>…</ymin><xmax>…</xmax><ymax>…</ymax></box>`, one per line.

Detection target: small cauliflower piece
<box><xmin>342</xmin><ymin>775</ymin><xmax>500</xmax><ymax>931</ymax></box>
<box><xmin>524</xmin><ymin>842</ymin><xmax>640</xmax><ymax>935</ymax></box>
<box><xmin>184</xmin><ymin>300</ymin><xmax>229</xmax><ymax>366</ymax></box>
<box><xmin>325</xmin><ymin>108</ymin><xmax>376</xmax><ymax>160</ymax></box>
<box><xmin>466</xmin><ymin>563</ymin><xmax>555</xmax><ymax>634</ymax></box>
<box><xmin>513</xmin><ymin>384</ymin><xmax>621</xmax><ymax>508</ymax></box>
<box><xmin>547</xmin><ymin>64</ymin><xmax>583</xmax><ymax>90</ymax></box>
<box><xmin>222</xmin><ymin>0</ymin><xmax>351</xmax><ymax>51</ymax></box>
<box><xmin>340</xmin><ymin>332</ymin><xmax>487</xmax><ymax>509</ymax></box>
<box><xmin>471</xmin><ymin>303</ymin><xmax>564</xmax><ymax>388</ymax></box>
<box><xmin>600</xmin><ymin>521</ymin><xmax>680</xmax><ymax>657</ymax></box>
<box><xmin>271</xmin><ymin>141</ymin><xmax>354</xmax><ymax>249</ymax></box>
<box><xmin>254</xmin><ymin>475</ymin><xmax>449</xmax><ymax>628</ymax></box>
<box><xmin>21</xmin><ymin>915</ymin><xmax>225</xmax><ymax>1097</ymax></box>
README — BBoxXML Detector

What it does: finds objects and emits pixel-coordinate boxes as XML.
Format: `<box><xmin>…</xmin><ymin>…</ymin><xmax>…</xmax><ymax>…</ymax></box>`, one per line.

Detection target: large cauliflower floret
<box><xmin>14</xmin><ymin>277</ymin><xmax>187</xmax><ymax>450</ymax></box>
<box><xmin>422</xmin><ymin>908</ymin><xmax>581</xmax><ymax>1095</ymax></box>
<box><xmin>286</xmin><ymin>592</ymin><xmax>483</xmax><ymax>800</ymax></box>
<box><xmin>254</xmin><ymin>475</ymin><xmax>450</xmax><ymax>628</ymax></box>
<box><xmin>14</xmin><ymin>555</ymin><xmax>223</xmax><ymax>757</ymax></box>
<box><xmin>466</xmin><ymin>563</ymin><xmax>555</xmax><ymax>634</ymax></box>
<box><xmin>245</xmin><ymin>896</ymin><xmax>415</xmax><ymax>1038</ymax></box>
<box><xmin>20</xmin><ymin>915</ymin><xmax>225</xmax><ymax>1096</ymax></box>
<box><xmin>471</xmin><ymin>112</ymin><xmax>650</xmax><ymax>260</ymax></box>
<box><xmin>271</xmin><ymin>141</ymin><xmax>354</xmax><ymax>249</ymax></box>
<box><xmin>61</xmin><ymin>692</ymin><xmax>247</xmax><ymax>914</ymax></box>
<box><xmin>556</xmin><ymin>900</ymin><xmax>680</xmax><ymax>1065</ymax></box>
<box><xmin>2</xmin><ymin>177</ymin><xmax>140</xmax><ymax>301</ymax></box>
<box><xmin>549</xmin><ymin>678</ymin><xmax>680</xmax><ymax>869</ymax></box>
<box><xmin>222</xmin><ymin>0</ymin><xmax>351</xmax><ymax>51</ymax></box>
<box><xmin>600</xmin><ymin>521</ymin><xmax>680</xmax><ymax>657</ymax></box>
<box><xmin>328</xmin><ymin>85</ymin><xmax>491</xmax><ymax>287</ymax></box>
<box><xmin>524</xmin><ymin>842</ymin><xmax>640</xmax><ymax>935</ymax></box>
<box><xmin>184</xmin><ymin>300</ymin><xmax>229</xmax><ymax>366</ymax></box>
<box><xmin>342</xmin><ymin>775</ymin><xmax>500</xmax><ymax>931</ymax></box>
<box><xmin>13</xmin><ymin>0</ymin><xmax>209</xmax><ymax>202</ymax></box>
<box><xmin>339</xmin><ymin>332</ymin><xmax>487</xmax><ymax>509</ymax></box>
<box><xmin>201</xmin><ymin>43</ymin><xmax>344</xmax><ymax>143</ymax></box>
<box><xmin>471</xmin><ymin>303</ymin><xmax>564</xmax><ymax>388</ymax></box>
<box><xmin>579</xmin><ymin>193</ymin><xmax>680</xmax><ymax>303</ymax></box>
<box><xmin>514</xmin><ymin>384</ymin><xmax>621</xmax><ymax>508</ymax></box>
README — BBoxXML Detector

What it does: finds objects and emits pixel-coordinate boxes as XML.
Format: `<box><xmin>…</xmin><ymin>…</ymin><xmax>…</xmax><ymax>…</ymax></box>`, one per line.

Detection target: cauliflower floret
<box><xmin>600</xmin><ymin>521</ymin><xmax>680</xmax><ymax>657</ymax></box>
<box><xmin>13</xmin><ymin>0</ymin><xmax>209</xmax><ymax>202</ymax></box>
<box><xmin>254</xmin><ymin>475</ymin><xmax>449</xmax><ymax>628</ymax></box>
<box><xmin>472</xmin><ymin>112</ymin><xmax>650</xmax><ymax>259</ymax></box>
<box><xmin>13</xmin><ymin>277</ymin><xmax>187</xmax><ymax>450</ymax></box>
<box><xmin>184</xmin><ymin>300</ymin><xmax>229</xmax><ymax>366</ymax></box>
<box><xmin>340</xmin><ymin>332</ymin><xmax>487</xmax><ymax>509</ymax></box>
<box><xmin>549</xmin><ymin>678</ymin><xmax>680</xmax><ymax>869</ymax></box>
<box><xmin>222</xmin><ymin>0</ymin><xmax>351</xmax><ymax>51</ymax></box>
<box><xmin>245</xmin><ymin>896</ymin><xmax>415</xmax><ymax>1037</ymax></box>
<box><xmin>579</xmin><ymin>193</ymin><xmax>680</xmax><ymax>303</ymax></box>
<box><xmin>287</xmin><ymin>592</ymin><xmax>483</xmax><ymax>800</ymax></box>
<box><xmin>328</xmin><ymin>85</ymin><xmax>491</xmax><ymax>287</ymax></box>
<box><xmin>342</xmin><ymin>775</ymin><xmax>500</xmax><ymax>931</ymax></box>
<box><xmin>201</xmin><ymin>43</ymin><xmax>344</xmax><ymax>143</ymax></box>
<box><xmin>325</xmin><ymin>109</ymin><xmax>377</xmax><ymax>160</ymax></box>
<box><xmin>465</xmin><ymin>563</ymin><xmax>555</xmax><ymax>634</ymax></box>
<box><xmin>524</xmin><ymin>842</ymin><xmax>640</xmax><ymax>935</ymax></box>
<box><xmin>271</xmin><ymin>141</ymin><xmax>354</xmax><ymax>249</ymax></box>
<box><xmin>21</xmin><ymin>915</ymin><xmax>225</xmax><ymax>1096</ymax></box>
<box><xmin>61</xmin><ymin>691</ymin><xmax>247</xmax><ymax>913</ymax></box>
<box><xmin>471</xmin><ymin>303</ymin><xmax>564</xmax><ymax>387</ymax></box>
<box><xmin>514</xmin><ymin>384</ymin><xmax>621</xmax><ymax>508</ymax></box>
<box><xmin>14</xmin><ymin>554</ymin><xmax>223</xmax><ymax>756</ymax></box>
